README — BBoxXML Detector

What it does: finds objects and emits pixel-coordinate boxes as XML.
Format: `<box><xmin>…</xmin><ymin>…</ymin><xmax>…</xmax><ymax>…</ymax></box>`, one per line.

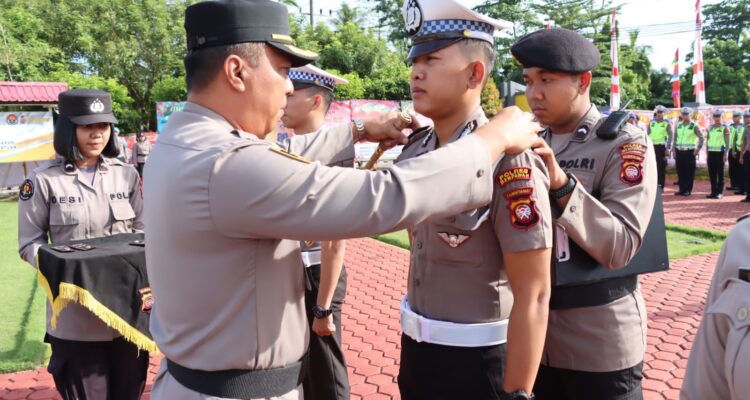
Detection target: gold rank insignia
<box><xmin>269</xmin><ymin>145</ymin><xmax>311</xmax><ymax>164</ymax></box>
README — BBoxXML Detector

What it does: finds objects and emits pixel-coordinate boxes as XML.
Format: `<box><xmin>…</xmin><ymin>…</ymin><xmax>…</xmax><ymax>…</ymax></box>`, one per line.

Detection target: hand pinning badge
<box><xmin>363</xmin><ymin>111</ymin><xmax>413</xmax><ymax>170</ymax></box>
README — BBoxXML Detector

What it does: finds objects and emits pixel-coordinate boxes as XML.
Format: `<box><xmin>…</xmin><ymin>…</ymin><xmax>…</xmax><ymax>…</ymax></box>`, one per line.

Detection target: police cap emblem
<box><xmin>403</xmin><ymin>0</ymin><xmax>423</xmax><ymax>36</ymax></box>
<box><xmin>90</xmin><ymin>99</ymin><xmax>105</xmax><ymax>113</ymax></box>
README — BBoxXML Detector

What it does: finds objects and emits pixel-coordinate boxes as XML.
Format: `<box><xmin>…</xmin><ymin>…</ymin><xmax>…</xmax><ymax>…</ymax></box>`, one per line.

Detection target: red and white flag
<box><xmin>671</xmin><ymin>48</ymin><xmax>681</xmax><ymax>108</ymax></box>
<box><xmin>610</xmin><ymin>8</ymin><xmax>620</xmax><ymax>110</ymax></box>
<box><xmin>692</xmin><ymin>0</ymin><xmax>706</xmax><ymax>103</ymax></box>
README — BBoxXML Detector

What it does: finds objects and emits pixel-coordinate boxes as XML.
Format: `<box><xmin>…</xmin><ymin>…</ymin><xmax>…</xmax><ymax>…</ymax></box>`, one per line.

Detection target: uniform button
<box><xmin>476</xmin><ymin>169</ymin><xmax>484</xmax><ymax>178</ymax></box>
<box><xmin>570</xmin><ymin>206</ymin><xmax>577</xmax><ymax>213</ymax></box>
<box><xmin>416</xmin><ymin>242</ymin><xmax>423</xmax><ymax>249</ymax></box>
<box><xmin>738</xmin><ymin>307</ymin><xmax>748</xmax><ymax>321</ymax></box>
<box><xmin>415</xmin><ymin>279</ymin><xmax>421</xmax><ymax>286</ymax></box>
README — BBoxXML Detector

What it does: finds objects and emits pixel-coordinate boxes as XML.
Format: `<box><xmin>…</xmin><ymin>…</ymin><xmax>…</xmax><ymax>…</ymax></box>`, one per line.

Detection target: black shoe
<box><xmin>706</xmin><ymin>194</ymin><xmax>715</xmax><ymax>198</ymax></box>
<box><xmin>736</xmin><ymin>190</ymin><xmax>747</xmax><ymax>195</ymax></box>
<box><xmin>742</xmin><ymin>198</ymin><xmax>750</xmax><ymax>202</ymax></box>
<box><xmin>727</xmin><ymin>186</ymin><xmax>737</xmax><ymax>191</ymax></box>
<box><xmin>684</xmin><ymin>192</ymin><xmax>692</xmax><ymax>196</ymax></box>
<box><xmin>715</xmin><ymin>194</ymin><xmax>723</xmax><ymax>199</ymax></box>
<box><xmin>675</xmin><ymin>191</ymin><xmax>685</xmax><ymax>196</ymax></box>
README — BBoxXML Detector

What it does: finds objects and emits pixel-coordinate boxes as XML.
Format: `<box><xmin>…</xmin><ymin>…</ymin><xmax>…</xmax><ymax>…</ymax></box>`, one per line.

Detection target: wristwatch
<box><xmin>549</xmin><ymin>172</ymin><xmax>577</xmax><ymax>199</ymax></box>
<box><xmin>499</xmin><ymin>390</ymin><xmax>535</xmax><ymax>400</ymax></box>
<box><xmin>353</xmin><ymin>118</ymin><xmax>367</xmax><ymax>142</ymax></box>
<box><xmin>312</xmin><ymin>304</ymin><xmax>333</xmax><ymax>319</ymax></box>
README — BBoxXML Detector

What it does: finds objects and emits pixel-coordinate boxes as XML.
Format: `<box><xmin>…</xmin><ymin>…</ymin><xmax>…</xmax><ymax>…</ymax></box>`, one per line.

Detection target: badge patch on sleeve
<box><xmin>19</xmin><ymin>179</ymin><xmax>34</xmax><ymax>201</ymax></box>
<box><xmin>497</xmin><ymin>167</ymin><xmax>531</xmax><ymax>188</ymax></box>
<box><xmin>618</xmin><ymin>142</ymin><xmax>646</xmax><ymax>186</ymax></box>
<box><xmin>269</xmin><ymin>146</ymin><xmax>311</xmax><ymax>164</ymax></box>
<box><xmin>504</xmin><ymin>187</ymin><xmax>540</xmax><ymax>229</ymax></box>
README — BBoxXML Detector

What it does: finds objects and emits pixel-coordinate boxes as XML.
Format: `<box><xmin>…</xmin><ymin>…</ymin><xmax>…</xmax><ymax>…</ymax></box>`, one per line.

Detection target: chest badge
<box><xmin>437</xmin><ymin>232</ymin><xmax>471</xmax><ymax>248</ymax></box>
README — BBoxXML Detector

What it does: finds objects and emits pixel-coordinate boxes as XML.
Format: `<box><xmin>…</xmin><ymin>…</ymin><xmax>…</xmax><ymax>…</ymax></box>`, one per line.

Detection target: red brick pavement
<box><xmin>2</xmin><ymin>180</ymin><xmax>748</xmax><ymax>400</ymax></box>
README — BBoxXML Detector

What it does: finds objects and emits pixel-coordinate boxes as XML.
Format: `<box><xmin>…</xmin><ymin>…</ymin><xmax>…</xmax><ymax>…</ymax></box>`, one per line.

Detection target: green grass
<box><xmin>373</xmin><ymin>225</ymin><xmax>727</xmax><ymax>260</ymax></box>
<box><xmin>0</xmin><ymin>200</ymin><xmax>50</xmax><ymax>373</ymax></box>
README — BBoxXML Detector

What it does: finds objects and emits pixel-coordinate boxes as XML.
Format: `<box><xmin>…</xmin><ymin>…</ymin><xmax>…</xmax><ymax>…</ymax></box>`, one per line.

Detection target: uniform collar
<box><xmin>542</xmin><ymin>105</ymin><xmax>601</xmax><ymax>145</ymax></box>
<box><xmin>184</xmin><ymin>101</ymin><xmax>239</xmax><ymax>135</ymax></box>
<box><xmin>429</xmin><ymin>106</ymin><xmax>488</xmax><ymax>148</ymax></box>
<box><xmin>59</xmin><ymin>155</ymin><xmax>113</xmax><ymax>176</ymax></box>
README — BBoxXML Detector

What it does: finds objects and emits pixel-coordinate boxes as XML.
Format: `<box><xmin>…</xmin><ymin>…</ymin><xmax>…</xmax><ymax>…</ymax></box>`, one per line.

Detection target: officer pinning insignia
<box><xmin>19</xmin><ymin>179</ymin><xmax>34</xmax><ymax>201</ymax></box>
<box><xmin>401</xmin><ymin>0</ymin><xmax>512</xmax><ymax>60</ymax></box>
<box><xmin>618</xmin><ymin>142</ymin><xmax>647</xmax><ymax>186</ymax></box>
<box><xmin>497</xmin><ymin>167</ymin><xmax>531</xmax><ymax>188</ymax></box>
<box><xmin>289</xmin><ymin>65</ymin><xmax>349</xmax><ymax>92</ymax></box>
<box><xmin>436</xmin><ymin>232</ymin><xmax>471</xmax><ymax>248</ymax></box>
<box><xmin>504</xmin><ymin>187</ymin><xmax>540</xmax><ymax>229</ymax></box>
<box><xmin>269</xmin><ymin>145</ymin><xmax>312</xmax><ymax>164</ymax></box>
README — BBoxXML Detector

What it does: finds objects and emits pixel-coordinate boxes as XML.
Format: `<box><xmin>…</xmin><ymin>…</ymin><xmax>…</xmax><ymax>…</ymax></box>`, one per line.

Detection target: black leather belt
<box><xmin>550</xmin><ymin>276</ymin><xmax>637</xmax><ymax>309</ymax></box>
<box><xmin>167</xmin><ymin>353</ymin><xmax>308</xmax><ymax>398</ymax></box>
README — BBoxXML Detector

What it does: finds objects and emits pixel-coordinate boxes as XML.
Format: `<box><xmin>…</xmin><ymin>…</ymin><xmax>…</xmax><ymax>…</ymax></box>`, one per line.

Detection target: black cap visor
<box><xmin>407</xmin><ymin>37</ymin><xmax>464</xmax><ymax>61</ymax></box>
<box><xmin>68</xmin><ymin>113</ymin><xmax>118</xmax><ymax>126</ymax></box>
<box><xmin>267</xmin><ymin>41</ymin><xmax>318</xmax><ymax>67</ymax></box>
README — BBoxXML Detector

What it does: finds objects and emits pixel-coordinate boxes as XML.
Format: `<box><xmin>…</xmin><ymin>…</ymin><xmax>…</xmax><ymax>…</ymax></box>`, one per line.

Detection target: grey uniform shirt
<box><xmin>681</xmin><ymin>214</ymin><xmax>750</xmax><ymax>400</ymax></box>
<box><xmin>145</xmin><ymin>102</ymin><xmax>497</xmax><ymax>389</ymax></box>
<box><xmin>396</xmin><ymin>108</ymin><xmax>553</xmax><ymax>324</ymax></box>
<box><xmin>17</xmin><ymin>157</ymin><xmax>144</xmax><ymax>341</ymax></box>
<box><xmin>542</xmin><ymin>106</ymin><xmax>657</xmax><ymax>372</ymax></box>
<box><xmin>134</xmin><ymin>140</ymin><xmax>152</xmax><ymax>163</ymax></box>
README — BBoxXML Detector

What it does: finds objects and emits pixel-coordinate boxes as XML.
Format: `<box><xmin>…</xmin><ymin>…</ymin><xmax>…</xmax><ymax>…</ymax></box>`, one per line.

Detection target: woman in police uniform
<box><xmin>18</xmin><ymin>89</ymin><xmax>146</xmax><ymax>400</ymax></box>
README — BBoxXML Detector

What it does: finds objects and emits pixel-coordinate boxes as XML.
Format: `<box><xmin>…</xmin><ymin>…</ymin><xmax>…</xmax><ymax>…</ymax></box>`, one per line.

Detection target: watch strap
<box><xmin>550</xmin><ymin>172</ymin><xmax>577</xmax><ymax>199</ymax></box>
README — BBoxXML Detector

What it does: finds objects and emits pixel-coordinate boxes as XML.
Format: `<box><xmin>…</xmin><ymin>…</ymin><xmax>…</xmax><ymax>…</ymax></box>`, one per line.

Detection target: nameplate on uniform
<box><xmin>553</xmin><ymin>188</ymin><xmax>669</xmax><ymax>286</ymax></box>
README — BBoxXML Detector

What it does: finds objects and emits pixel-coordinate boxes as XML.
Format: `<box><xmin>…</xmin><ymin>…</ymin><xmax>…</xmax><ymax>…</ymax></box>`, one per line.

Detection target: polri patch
<box><xmin>269</xmin><ymin>146</ymin><xmax>311</xmax><ymax>164</ymax></box>
<box><xmin>19</xmin><ymin>179</ymin><xmax>34</xmax><ymax>201</ymax></box>
<box><xmin>504</xmin><ymin>187</ymin><xmax>540</xmax><ymax>229</ymax></box>
<box><xmin>618</xmin><ymin>143</ymin><xmax>646</xmax><ymax>186</ymax></box>
<box><xmin>619</xmin><ymin>142</ymin><xmax>647</xmax><ymax>156</ymax></box>
<box><xmin>497</xmin><ymin>167</ymin><xmax>531</xmax><ymax>188</ymax></box>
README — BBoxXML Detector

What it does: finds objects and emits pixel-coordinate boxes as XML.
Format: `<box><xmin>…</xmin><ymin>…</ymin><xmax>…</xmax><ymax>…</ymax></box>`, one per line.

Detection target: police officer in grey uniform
<box><xmin>281</xmin><ymin>65</ymin><xmax>351</xmax><ymax>400</ymax></box>
<box><xmin>145</xmin><ymin>1</ymin><xmax>543</xmax><ymax>399</ymax></box>
<box><xmin>512</xmin><ymin>28</ymin><xmax>658</xmax><ymax>399</ymax></box>
<box><xmin>396</xmin><ymin>1</ymin><xmax>552</xmax><ymax>399</ymax></box>
<box><xmin>681</xmin><ymin>213</ymin><xmax>750</xmax><ymax>400</ymax></box>
<box><xmin>132</xmin><ymin>131</ymin><xmax>151</xmax><ymax>176</ymax></box>
<box><xmin>17</xmin><ymin>89</ymin><xmax>146</xmax><ymax>400</ymax></box>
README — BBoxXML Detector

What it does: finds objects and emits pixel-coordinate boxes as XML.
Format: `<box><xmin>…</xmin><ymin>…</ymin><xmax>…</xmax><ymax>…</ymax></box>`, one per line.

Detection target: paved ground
<box><xmin>2</xmin><ymin>178</ymin><xmax>749</xmax><ymax>400</ymax></box>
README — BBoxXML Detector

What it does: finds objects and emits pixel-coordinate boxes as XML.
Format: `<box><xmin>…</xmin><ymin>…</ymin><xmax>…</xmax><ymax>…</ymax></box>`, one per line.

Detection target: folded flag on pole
<box><xmin>610</xmin><ymin>8</ymin><xmax>620</xmax><ymax>110</ymax></box>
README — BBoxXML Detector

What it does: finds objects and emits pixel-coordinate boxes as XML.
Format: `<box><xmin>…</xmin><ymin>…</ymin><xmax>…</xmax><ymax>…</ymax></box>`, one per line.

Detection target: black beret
<box><xmin>58</xmin><ymin>89</ymin><xmax>118</xmax><ymax>125</ymax></box>
<box><xmin>185</xmin><ymin>0</ymin><xmax>318</xmax><ymax>67</ymax></box>
<box><xmin>510</xmin><ymin>28</ymin><xmax>601</xmax><ymax>73</ymax></box>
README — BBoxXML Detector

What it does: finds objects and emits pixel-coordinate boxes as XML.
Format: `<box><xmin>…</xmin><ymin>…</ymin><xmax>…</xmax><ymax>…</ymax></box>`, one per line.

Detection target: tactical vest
<box><xmin>730</xmin><ymin>125</ymin><xmax>744</xmax><ymax>151</ymax></box>
<box><xmin>707</xmin><ymin>126</ymin><xmax>726</xmax><ymax>152</ymax></box>
<box><xmin>649</xmin><ymin>121</ymin><xmax>669</xmax><ymax>145</ymax></box>
<box><xmin>676</xmin><ymin>123</ymin><xmax>699</xmax><ymax>149</ymax></box>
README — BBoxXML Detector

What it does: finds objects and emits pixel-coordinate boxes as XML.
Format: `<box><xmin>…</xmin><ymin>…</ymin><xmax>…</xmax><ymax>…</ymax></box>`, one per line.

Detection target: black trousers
<box><xmin>303</xmin><ymin>264</ymin><xmax>350</xmax><ymax>400</ymax></box>
<box><xmin>46</xmin><ymin>335</ymin><xmax>149</xmax><ymax>400</ymax></box>
<box><xmin>136</xmin><ymin>162</ymin><xmax>145</xmax><ymax>176</ymax></box>
<box><xmin>653</xmin><ymin>144</ymin><xmax>667</xmax><ymax>188</ymax></box>
<box><xmin>744</xmin><ymin>152</ymin><xmax>750</xmax><ymax>199</ymax></box>
<box><xmin>676</xmin><ymin>149</ymin><xmax>696</xmax><ymax>194</ymax></box>
<box><xmin>707</xmin><ymin>151</ymin><xmax>725</xmax><ymax>195</ymax></box>
<box><xmin>398</xmin><ymin>334</ymin><xmax>506</xmax><ymax>400</ymax></box>
<box><xmin>729</xmin><ymin>149</ymin><xmax>744</xmax><ymax>191</ymax></box>
<box><xmin>534</xmin><ymin>363</ymin><xmax>644</xmax><ymax>400</ymax></box>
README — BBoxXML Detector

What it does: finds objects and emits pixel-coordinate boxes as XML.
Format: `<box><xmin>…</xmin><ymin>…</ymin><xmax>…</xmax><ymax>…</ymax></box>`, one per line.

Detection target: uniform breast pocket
<box><xmin>429</xmin><ymin>209</ymin><xmax>489</xmax><ymax>267</ymax></box>
<box><xmin>569</xmin><ymin>170</ymin><xmax>596</xmax><ymax>193</ymax></box>
<box><xmin>706</xmin><ymin>279</ymin><xmax>750</xmax><ymax>398</ymax></box>
<box><xmin>110</xmin><ymin>201</ymin><xmax>135</xmax><ymax>222</ymax></box>
<box><xmin>49</xmin><ymin>204</ymin><xmax>85</xmax><ymax>238</ymax></box>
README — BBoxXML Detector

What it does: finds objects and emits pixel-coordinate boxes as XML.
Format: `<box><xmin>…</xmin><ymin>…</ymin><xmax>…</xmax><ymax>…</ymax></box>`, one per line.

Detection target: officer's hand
<box><xmin>532</xmin><ymin>139</ymin><xmax>567</xmax><ymax>190</ymax></box>
<box><xmin>362</xmin><ymin>112</ymin><xmax>420</xmax><ymax>149</ymax></box>
<box><xmin>312</xmin><ymin>315</ymin><xmax>335</xmax><ymax>336</ymax></box>
<box><xmin>475</xmin><ymin>107</ymin><xmax>543</xmax><ymax>158</ymax></box>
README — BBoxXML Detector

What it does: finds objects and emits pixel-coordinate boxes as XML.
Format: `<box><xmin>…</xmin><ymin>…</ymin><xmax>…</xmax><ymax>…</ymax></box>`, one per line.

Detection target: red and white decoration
<box><xmin>692</xmin><ymin>0</ymin><xmax>706</xmax><ymax>104</ymax></box>
<box><xmin>610</xmin><ymin>8</ymin><xmax>620</xmax><ymax>110</ymax></box>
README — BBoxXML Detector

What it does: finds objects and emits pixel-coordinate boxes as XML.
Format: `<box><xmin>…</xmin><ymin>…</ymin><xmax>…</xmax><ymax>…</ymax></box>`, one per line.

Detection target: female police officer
<box><xmin>18</xmin><ymin>89</ymin><xmax>146</xmax><ymax>400</ymax></box>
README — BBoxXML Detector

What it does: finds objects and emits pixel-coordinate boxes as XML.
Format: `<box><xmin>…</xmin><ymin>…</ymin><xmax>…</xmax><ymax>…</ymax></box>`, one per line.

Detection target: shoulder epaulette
<box><xmin>402</xmin><ymin>126</ymin><xmax>432</xmax><ymax>152</ymax></box>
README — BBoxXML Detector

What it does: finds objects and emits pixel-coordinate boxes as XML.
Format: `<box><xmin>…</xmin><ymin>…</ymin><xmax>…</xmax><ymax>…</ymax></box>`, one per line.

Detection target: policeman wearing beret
<box><xmin>648</xmin><ymin>105</ymin><xmax>673</xmax><ymax>189</ymax></box>
<box><xmin>512</xmin><ymin>28</ymin><xmax>658</xmax><ymax>399</ymax></box>
<box><xmin>728</xmin><ymin>110</ymin><xmax>745</xmax><ymax>193</ymax></box>
<box><xmin>395</xmin><ymin>1</ymin><xmax>552</xmax><ymax>399</ymax></box>
<box><xmin>145</xmin><ymin>1</ymin><xmax>543</xmax><ymax>399</ymax></box>
<box><xmin>681</xmin><ymin>213</ymin><xmax>750</xmax><ymax>399</ymax></box>
<box><xmin>673</xmin><ymin>107</ymin><xmax>704</xmax><ymax>196</ymax></box>
<box><xmin>282</xmin><ymin>65</ymin><xmax>351</xmax><ymax>400</ymax></box>
<box><xmin>18</xmin><ymin>89</ymin><xmax>146</xmax><ymax>400</ymax></box>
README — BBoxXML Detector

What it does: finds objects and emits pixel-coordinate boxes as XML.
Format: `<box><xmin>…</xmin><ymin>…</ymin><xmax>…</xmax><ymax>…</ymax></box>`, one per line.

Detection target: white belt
<box><xmin>300</xmin><ymin>250</ymin><xmax>321</xmax><ymax>268</ymax></box>
<box><xmin>400</xmin><ymin>296</ymin><xmax>508</xmax><ymax>347</ymax></box>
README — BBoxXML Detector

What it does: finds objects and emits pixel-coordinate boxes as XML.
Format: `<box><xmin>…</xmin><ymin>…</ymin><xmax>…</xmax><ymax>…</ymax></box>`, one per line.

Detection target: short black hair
<box><xmin>53</xmin><ymin>115</ymin><xmax>119</xmax><ymax>161</ymax></box>
<box><xmin>184</xmin><ymin>42</ymin><xmax>266</xmax><ymax>92</ymax></box>
<box><xmin>458</xmin><ymin>39</ymin><xmax>497</xmax><ymax>83</ymax></box>
<box><xmin>307</xmin><ymin>86</ymin><xmax>334</xmax><ymax>113</ymax></box>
